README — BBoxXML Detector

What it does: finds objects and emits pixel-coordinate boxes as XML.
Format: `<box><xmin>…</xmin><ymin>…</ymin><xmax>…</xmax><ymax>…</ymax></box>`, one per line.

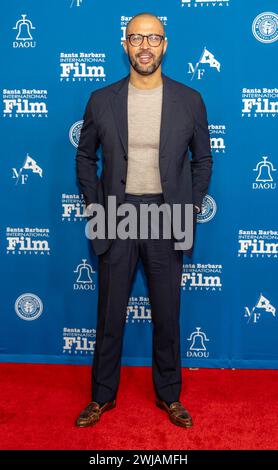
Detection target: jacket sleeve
<box><xmin>189</xmin><ymin>92</ymin><xmax>213</xmax><ymax>212</ymax></box>
<box><xmin>75</xmin><ymin>92</ymin><xmax>101</xmax><ymax>208</ymax></box>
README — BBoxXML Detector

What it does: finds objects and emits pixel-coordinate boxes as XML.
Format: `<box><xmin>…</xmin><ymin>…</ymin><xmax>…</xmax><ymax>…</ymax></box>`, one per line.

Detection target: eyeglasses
<box><xmin>126</xmin><ymin>33</ymin><xmax>165</xmax><ymax>47</ymax></box>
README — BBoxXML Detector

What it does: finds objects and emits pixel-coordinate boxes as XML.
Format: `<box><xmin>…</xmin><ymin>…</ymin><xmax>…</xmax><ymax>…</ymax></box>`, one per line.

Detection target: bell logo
<box><xmin>186</xmin><ymin>327</ymin><xmax>210</xmax><ymax>358</ymax></box>
<box><xmin>252</xmin><ymin>156</ymin><xmax>276</xmax><ymax>190</ymax></box>
<box><xmin>12</xmin><ymin>14</ymin><xmax>36</xmax><ymax>48</ymax></box>
<box><xmin>73</xmin><ymin>259</ymin><xmax>96</xmax><ymax>291</ymax></box>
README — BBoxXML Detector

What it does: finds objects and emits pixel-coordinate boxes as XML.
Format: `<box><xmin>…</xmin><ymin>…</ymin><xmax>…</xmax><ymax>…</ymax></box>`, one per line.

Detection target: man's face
<box><xmin>123</xmin><ymin>17</ymin><xmax>167</xmax><ymax>76</ymax></box>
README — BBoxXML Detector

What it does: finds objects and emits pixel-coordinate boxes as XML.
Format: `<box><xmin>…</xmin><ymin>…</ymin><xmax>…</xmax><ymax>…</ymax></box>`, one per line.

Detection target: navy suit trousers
<box><xmin>91</xmin><ymin>192</ymin><xmax>184</xmax><ymax>404</ymax></box>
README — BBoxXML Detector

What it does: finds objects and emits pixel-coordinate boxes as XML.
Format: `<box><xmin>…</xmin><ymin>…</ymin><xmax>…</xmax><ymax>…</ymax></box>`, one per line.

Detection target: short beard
<box><xmin>128</xmin><ymin>50</ymin><xmax>164</xmax><ymax>76</ymax></box>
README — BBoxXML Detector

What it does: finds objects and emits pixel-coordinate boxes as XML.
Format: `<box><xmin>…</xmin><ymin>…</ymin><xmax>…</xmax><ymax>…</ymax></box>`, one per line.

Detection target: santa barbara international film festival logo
<box><xmin>63</xmin><ymin>327</ymin><xmax>96</xmax><ymax>356</ymax></box>
<box><xmin>209</xmin><ymin>124</ymin><xmax>226</xmax><ymax>155</ymax></box>
<box><xmin>252</xmin><ymin>155</ymin><xmax>276</xmax><ymax>190</ymax></box>
<box><xmin>188</xmin><ymin>47</ymin><xmax>221</xmax><ymax>81</ymax></box>
<box><xmin>6</xmin><ymin>227</ymin><xmax>50</xmax><ymax>255</ymax></box>
<box><xmin>126</xmin><ymin>296</ymin><xmax>152</xmax><ymax>324</ymax></box>
<box><xmin>252</xmin><ymin>12</ymin><xmax>278</xmax><ymax>44</ymax></box>
<box><xmin>186</xmin><ymin>327</ymin><xmax>210</xmax><ymax>358</ymax></box>
<box><xmin>12</xmin><ymin>14</ymin><xmax>36</xmax><ymax>48</ymax></box>
<box><xmin>15</xmin><ymin>293</ymin><xmax>43</xmax><ymax>321</ymax></box>
<box><xmin>244</xmin><ymin>293</ymin><xmax>276</xmax><ymax>324</ymax></box>
<box><xmin>181</xmin><ymin>0</ymin><xmax>230</xmax><ymax>8</ymax></box>
<box><xmin>238</xmin><ymin>230</ymin><xmax>278</xmax><ymax>258</ymax></box>
<box><xmin>2</xmin><ymin>89</ymin><xmax>48</xmax><ymax>118</ymax></box>
<box><xmin>12</xmin><ymin>153</ymin><xmax>43</xmax><ymax>185</ymax></box>
<box><xmin>61</xmin><ymin>193</ymin><xmax>87</xmax><ymax>221</ymax></box>
<box><xmin>59</xmin><ymin>52</ymin><xmax>106</xmax><ymax>83</ymax></box>
<box><xmin>241</xmin><ymin>87</ymin><xmax>278</xmax><ymax>118</ymax></box>
<box><xmin>73</xmin><ymin>259</ymin><xmax>96</xmax><ymax>291</ymax></box>
<box><xmin>181</xmin><ymin>263</ymin><xmax>222</xmax><ymax>291</ymax></box>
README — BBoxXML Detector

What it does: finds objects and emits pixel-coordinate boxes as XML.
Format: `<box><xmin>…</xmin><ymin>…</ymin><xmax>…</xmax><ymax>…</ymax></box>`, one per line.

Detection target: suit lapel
<box><xmin>110</xmin><ymin>72</ymin><xmax>177</xmax><ymax>177</ymax></box>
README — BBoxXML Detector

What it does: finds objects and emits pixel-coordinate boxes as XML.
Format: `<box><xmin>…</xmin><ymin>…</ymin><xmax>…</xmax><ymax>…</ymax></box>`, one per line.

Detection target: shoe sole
<box><xmin>156</xmin><ymin>400</ymin><xmax>193</xmax><ymax>428</ymax></box>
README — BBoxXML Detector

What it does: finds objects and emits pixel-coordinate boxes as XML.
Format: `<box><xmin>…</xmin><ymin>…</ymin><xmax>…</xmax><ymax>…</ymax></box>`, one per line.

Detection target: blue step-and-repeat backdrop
<box><xmin>1</xmin><ymin>0</ymin><xmax>277</xmax><ymax>368</ymax></box>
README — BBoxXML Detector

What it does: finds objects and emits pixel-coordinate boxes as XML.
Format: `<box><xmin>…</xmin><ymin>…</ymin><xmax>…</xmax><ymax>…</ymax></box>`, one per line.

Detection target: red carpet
<box><xmin>0</xmin><ymin>363</ymin><xmax>277</xmax><ymax>450</ymax></box>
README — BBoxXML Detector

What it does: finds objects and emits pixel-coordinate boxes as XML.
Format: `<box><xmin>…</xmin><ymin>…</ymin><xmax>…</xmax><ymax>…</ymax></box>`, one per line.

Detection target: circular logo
<box><xmin>69</xmin><ymin>120</ymin><xmax>84</xmax><ymax>148</ymax></box>
<box><xmin>15</xmin><ymin>293</ymin><xmax>43</xmax><ymax>321</ymax></box>
<box><xmin>197</xmin><ymin>194</ymin><xmax>216</xmax><ymax>223</ymax></box>
<box><xmin>252</xmin><ymin>12</ymin><xmax>278</xmax><ymax>43</ymax></box>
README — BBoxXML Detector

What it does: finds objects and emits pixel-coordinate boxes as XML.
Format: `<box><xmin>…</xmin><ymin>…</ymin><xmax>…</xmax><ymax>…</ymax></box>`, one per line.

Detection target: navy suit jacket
<box><xmin>75</xmin><ymin>72</ymin><xmax>213</xmax><ymax>257</ymax></box>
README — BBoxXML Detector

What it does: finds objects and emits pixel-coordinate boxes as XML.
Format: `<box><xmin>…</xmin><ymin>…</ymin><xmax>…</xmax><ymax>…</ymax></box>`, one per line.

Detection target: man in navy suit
<box><xmin>75</xmin><ymin>12</ymin><xmax>212</xmax><ymax>428</ymax></box>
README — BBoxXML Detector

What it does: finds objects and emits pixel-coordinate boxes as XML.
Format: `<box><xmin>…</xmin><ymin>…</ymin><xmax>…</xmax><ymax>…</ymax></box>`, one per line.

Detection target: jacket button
<box><xmin>123</xmin><ymin>154</ymin><xmax>127</xmax><ymax>160</ymax></box>
<box><xmin>121</xmin><ymin>178</ymin><xmax>125</xmax><ymax>184</ymax></box>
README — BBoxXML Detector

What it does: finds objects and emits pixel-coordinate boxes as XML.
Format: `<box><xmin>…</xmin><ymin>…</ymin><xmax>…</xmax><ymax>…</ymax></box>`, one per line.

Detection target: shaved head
<box><xmin>126</xmin><ymin>13</ymin><xmax>165</xmax><ymax>36</ymax></box>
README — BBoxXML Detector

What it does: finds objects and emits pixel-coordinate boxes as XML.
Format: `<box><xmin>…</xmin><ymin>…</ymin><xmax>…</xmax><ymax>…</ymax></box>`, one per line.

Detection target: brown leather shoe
<box><xmin>76</xmin><ymin>400</ymin><xmax>116</xmax><ymax>427</ymax></box>
<box><xmin>156</xmin><ymin>399</ymin><xmax>193</xmax><ymax>428</ymax></box>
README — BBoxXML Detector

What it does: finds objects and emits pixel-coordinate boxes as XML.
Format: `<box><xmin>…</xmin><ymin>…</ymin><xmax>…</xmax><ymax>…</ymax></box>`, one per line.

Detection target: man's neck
<box><xmin>129</xmin><ymin>71</ymin><xmax>163</xmax><ymax>90</ymax></box>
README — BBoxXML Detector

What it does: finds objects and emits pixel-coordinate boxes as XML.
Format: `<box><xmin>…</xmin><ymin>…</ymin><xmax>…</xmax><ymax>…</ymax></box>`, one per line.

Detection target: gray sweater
<box><xmin>125</xmin><ymin>80</ymin><xmax>163</xmax><ymax>195</ymax></box>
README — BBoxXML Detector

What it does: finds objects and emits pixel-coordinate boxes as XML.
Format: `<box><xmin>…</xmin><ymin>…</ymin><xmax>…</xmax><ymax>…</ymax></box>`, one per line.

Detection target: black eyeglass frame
<box><xmin>126</xmin><ymin>33</ymin><xmax>165</xmax><ymax>47</ymax></box>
